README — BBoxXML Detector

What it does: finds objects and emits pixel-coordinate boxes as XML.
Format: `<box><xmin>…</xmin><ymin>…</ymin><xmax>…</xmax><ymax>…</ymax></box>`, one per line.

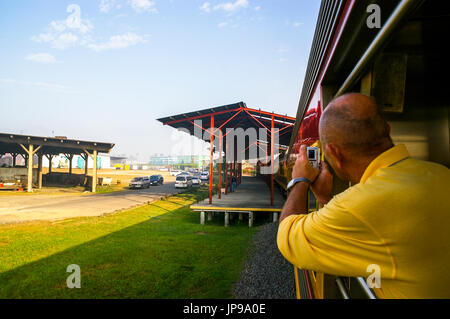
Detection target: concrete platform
<box><xmin>190</xmin><ymin>176</ymin><xmax>285</xmax><ymax>227</ymax></box>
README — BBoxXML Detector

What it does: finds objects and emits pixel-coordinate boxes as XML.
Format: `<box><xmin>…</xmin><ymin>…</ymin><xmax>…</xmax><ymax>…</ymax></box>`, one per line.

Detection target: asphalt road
<box><xmin>0</xmin><ymin>182</ymin><xmax>184</xmax><ymax>224</ymax></box>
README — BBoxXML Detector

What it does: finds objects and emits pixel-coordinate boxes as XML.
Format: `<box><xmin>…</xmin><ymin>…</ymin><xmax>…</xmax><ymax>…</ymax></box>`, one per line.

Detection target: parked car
<box><xmin>177</xmin><ymin>171</ymin><xmax>190</xmax><ymax>176</ymax></box>
<box><xmin>129</xmin><ymin>176</ymin><xmax>150</xmax><ymax>189</ymax></box>
<box><xmin>169</xmin><ymin>170</ymin><xmax>181</xmax><ymax>176</ymax></box>
<box><xmin>200</xmin><ymin>171</ymin><xmax>209</xmax><ymax>182</ymax></box>
<box><xmin>149</xmin><ymin>175</ymin><xmax>164</xmax><ymax>186</ymax></box>
<box><xmin>191</xmin><ymin>176</ymin><xmax>201</xmax><ymax>186</ymax></box>
<box><xmin>175</xmin><ymin>175</ymin><xmax>193</xmax><ymax>188</ymax></box>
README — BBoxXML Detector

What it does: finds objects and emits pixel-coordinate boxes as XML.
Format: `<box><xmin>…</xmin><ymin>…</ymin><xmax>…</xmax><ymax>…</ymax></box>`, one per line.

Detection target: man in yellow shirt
<box><xmin>277</xmin><ymin>93</ymin><xmax>450</xmax><ymax>298</ymax></box>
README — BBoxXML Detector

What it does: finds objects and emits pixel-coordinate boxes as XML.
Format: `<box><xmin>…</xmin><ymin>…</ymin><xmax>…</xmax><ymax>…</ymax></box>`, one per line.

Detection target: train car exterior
<box><xmin>277</xmin><ymin>0</ymin><xmax>450</xmax><ymax>298</ymax></box>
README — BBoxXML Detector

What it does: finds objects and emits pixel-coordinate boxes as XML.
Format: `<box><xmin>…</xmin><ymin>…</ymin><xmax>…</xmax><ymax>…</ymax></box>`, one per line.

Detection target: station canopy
<box><xmin>157</xmin><ymin>102</ymin><xmax>296</xmax><ymax>158</ymax></box>
<box><xmin>0</xmin><ymin>133</ymin><xmax>115</xmax><ymax>156</ymax></box>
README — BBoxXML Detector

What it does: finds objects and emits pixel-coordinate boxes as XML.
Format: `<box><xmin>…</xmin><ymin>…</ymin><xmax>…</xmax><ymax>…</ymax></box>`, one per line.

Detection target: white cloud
<box><xmin>25</xmin><ymin>53</ymin><xmax>57</xmax><ymax>64</ymax></box>
<box><xmin>32</xmin><ymin>5</ymin><xmax>92</xmax><ymax>50</ymax></box>
<box><xmin>200</xmin><ymin>2</ymin><xmax>211</xmax><ymax>13</ymax></box>
<box><xmin>87</xmin><ymin>32</ymin><xmax>148</xmax><ymax>52</ymax></box>
<box><xmin>32</xmin><ymin>5</ymin><xmax>148</xmax><ymax>52</ymax></box>
<box><xmin>128</xmin><ymin>0</ymin><xmax>158</xmax><ymax>13</ymax></box>
<box><xmin>214</xmin><ymin>0</ymin><xmax>249</xmax><ymax>12</ymax></box>
<box><xmin>53</xmin><ymin>33</ymin><xmax>79</xmax><ymax>49</ymax></box>
<box><xmin>218</xmin><ymin>22</ymin><xmax>228</xmax><ymax>28</ymax></box>
<box><xmin>254</xmin><ymin>6</ymin><xmax>261</xmax><ymax>11</ymax></box>
<box><xmin>32</xmin><ymin>32</ymin><xmax>79</xmax><ymax>50</ymax></box>
<box><xmin>293</xmin><ymin>22</ymin><xmax>304</xmax><ymax>27</ymax></box>
<box><xmin>31</xmin><ymin>33</ymin><xmax>55</xmax><ymax>43</ymax></box>
<box><xmin>100</xmin><ymin>0</ymin><xmax>115</xmax><ymax>13</ymax></box>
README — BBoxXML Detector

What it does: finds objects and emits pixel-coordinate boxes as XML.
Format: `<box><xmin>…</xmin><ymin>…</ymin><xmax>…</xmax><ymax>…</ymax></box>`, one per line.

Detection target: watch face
<box><xmin>287</xmin><ymin>179</ymin><xmax>295</xmax><ymax>190</ymax></box>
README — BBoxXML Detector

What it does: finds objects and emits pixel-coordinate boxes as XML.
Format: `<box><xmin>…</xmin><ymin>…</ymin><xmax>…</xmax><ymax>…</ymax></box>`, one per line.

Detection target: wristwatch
<box><xmin>286</xmin><ymin>177</ymin><xmax>312</xmax><ymax>191</ymax></box>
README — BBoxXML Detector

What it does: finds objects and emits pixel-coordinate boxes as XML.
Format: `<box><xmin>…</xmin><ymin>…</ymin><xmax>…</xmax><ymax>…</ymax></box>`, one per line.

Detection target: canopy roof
<box><xmin>0</xmin><ymin>132</ymin><xmax>115</xmax><ymax>155</ymax></box>
<box><xmin>157</xmin><ymin>102</ymin><xmax>296</xmax><ymax>149</ymax></box>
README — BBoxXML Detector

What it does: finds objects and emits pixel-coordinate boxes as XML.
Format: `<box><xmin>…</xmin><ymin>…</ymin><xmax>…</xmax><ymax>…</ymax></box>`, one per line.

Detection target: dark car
<box><xmin>149</xmin><ymin>175</ymin><xmax>164</xmax><ymax>186</ymax></box>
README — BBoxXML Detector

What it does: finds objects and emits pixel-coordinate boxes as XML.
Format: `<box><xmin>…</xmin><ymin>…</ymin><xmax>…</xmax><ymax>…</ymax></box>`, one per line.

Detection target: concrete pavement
<box><xmin>0</xmin><ymin>182</ymin><xmax>183</xmax><ymax>224</ymax></box>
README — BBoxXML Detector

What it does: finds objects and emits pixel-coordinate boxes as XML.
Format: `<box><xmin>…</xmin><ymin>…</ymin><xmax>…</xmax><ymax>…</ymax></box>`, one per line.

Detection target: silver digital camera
<box><xmin>306</xmin><ymin>146</ymin><xmax>320</xmax><ymax>169</ymax></box>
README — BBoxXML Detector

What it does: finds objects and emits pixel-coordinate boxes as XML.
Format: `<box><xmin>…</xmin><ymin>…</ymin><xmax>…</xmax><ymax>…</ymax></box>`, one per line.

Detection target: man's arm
<box><xmin>279</xmin><ymin>182</ymin><xmax>309</xmax><ymax>223</ymax></box>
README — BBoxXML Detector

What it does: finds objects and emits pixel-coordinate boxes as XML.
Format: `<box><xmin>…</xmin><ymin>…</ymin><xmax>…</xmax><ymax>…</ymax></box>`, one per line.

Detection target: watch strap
<box><xmin>287</xmin><ymin>177</ymin><xmax>312</xmax><ymax>190</ymax></box>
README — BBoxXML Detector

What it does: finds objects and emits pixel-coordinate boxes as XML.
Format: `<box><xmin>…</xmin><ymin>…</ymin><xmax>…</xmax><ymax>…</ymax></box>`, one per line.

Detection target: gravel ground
<box><xmin>233</xmin><ymin>222</ymin><xmax>296</xmax><ymax>299</ymax></box>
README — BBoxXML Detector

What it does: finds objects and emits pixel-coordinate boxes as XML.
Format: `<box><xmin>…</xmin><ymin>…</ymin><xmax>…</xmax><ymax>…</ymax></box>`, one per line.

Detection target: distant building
<box><xmin>149</xmin><ymin>155</ymin><xmax>210</xmax><ymax>168</ymax></box>
<box><xmin>42</xmin><ymin>154</ymin><xmax>111</xmax><ymax>169</ymax></box>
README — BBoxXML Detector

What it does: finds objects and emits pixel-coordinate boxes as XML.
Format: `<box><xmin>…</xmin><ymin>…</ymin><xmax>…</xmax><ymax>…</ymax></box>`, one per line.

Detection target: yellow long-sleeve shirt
<box><xmin>277</xmin><ymin>144</ymin><xmax>450</xmax><ymax>298</ymax></box>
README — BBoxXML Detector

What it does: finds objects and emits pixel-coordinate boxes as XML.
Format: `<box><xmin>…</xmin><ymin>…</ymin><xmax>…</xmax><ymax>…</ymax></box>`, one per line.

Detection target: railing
<box><xmin>335</xmin><ymin>276</ymin><xmax>377</xmax><ymax>299</ymax></box>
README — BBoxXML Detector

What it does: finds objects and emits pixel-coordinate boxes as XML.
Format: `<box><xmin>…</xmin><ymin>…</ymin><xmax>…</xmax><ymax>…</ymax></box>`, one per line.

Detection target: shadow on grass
<box><xmin>0</xmin><ymin>191</ymin><xmax>258</xmax><ymax>299</ymax></box>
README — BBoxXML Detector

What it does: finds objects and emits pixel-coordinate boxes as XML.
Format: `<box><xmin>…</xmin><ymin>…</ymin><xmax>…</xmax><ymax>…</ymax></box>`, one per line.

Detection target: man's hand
<box><xmin>292</xmin><ymin>145</ymin><xmax>320</xmax><ymax>182</ymax></box>
<box><xmin>311</xmin><ymin>161</ymin><xmax>333</xmax><ymax>206</ymax></box>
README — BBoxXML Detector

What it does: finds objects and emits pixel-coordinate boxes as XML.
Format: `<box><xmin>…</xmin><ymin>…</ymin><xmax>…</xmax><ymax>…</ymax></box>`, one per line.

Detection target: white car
<box><xmin>191</xmin><ymin>176</ymin><xmax>202</xmax><ymax>186</ymax></box>
<box><xmin>170</xmin><ymin>170</ymin><xmax>182</xmax><ymax>176</ymax></box>
<box><xmin>175</xmin><ymin>175</ymin><xmax>193</xmax><ymax>188</ymax></box>
<box><xmin>177</xmin><ymin>172</ymin><xmax>190</xmax><ymax>177</ymax></box>
<box><xmin>200</xmin><ymin>172</ymin><xmax>209</xmax><ymax>182</ymax></box>
<box><xmin>129</xmin><ymin>176</ymin><xmax>150</xmax><ymax>189</ymax></box>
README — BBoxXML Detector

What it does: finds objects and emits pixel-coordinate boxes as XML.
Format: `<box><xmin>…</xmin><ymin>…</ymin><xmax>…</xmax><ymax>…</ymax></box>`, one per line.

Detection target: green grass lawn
<box><xmin>0</xmin><ymin>188</ymin><xmax>259</xmax><ymax>298</ymax></box>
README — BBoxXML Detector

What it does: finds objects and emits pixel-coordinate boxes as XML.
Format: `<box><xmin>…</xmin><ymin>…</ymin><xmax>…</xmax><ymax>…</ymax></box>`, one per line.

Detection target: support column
<box><xmin>38</xmin><ymin>152</ymin><xmax>43</xmax><ymax>189</ymax></box>
<box><xmin>224</xmin><ymin>212</ymin><xmax>230</xmax><ymax>227</ymax></box>
<box><xmin>224</xmin><ymin>158</ymin><xmax>228</xmax><ymax>195</ymax></box>
<box><xmin>12</xmin><ymin>153</ymin><xmax>16</xmax><ymax>167</ymax></box>
<box><xmin>209</xmin><ymin>115</ymin><xmax>214</xmax><ymax>204</ymax></box>
<box><xmin>273</xmin><ymin>212</ymin><xmax>279</xmax><ymax>223</ymax></box>
<box><xmin>47</xmin><ymin>154</ymin><xmax>53</xmax><ymax>174</ymax></box>
<box><xmin>92</xmin><ymin>150</ymin><xmax>98</xmax><ymax>193</ymax></box>
<box><xmin>218</xmin><ymin>135</ymin><xmax>222</xmax><ymax>199</ymax></box>
<box><xmin>207</xmin><ymin>212</ymin><xmax>213</xmax><ymax>221</ymax></box>
<box><xmin>238</xmin><ymin>162</ymin><xmax>242</xmax><ymax>185</ymax></box>
<box><xmin>66</xmin><ymin>154</ymin><xmax>74</xmax><ymax>175</ymax></box>
<box><xmin>200</xmin><ymin>211</ymin><xmax>205</xmax><ymax>225</ymax></box>
<box><xmin>249</xmin><ymin>212</ymin><xmax>254</xmax><ymax>228</ymax></box>
<box><xmin>229</xmin><ymin>163</ymin><xmax>232</xmax><ymax>193</ymax></box>
<box><xmin>19</xmin><ymin>144</ymin><xmax>41</xmax><ymax>193</ymax></box>
<box><xmin>27</xmin><ymin>145</ymin><xmax>33</xmax><ymax>193</ymax></box>
<box><xmin>233</xmin><ymin>161</ymin><xmax>237</xmax><ymax>192</ymax></box>
<box><xmin>270</xmin><ymin>115</ymin><xmax>274</xmax><ymax>206</ymax></box>
<box><xmin>83</xmin><ymin>153</ymin><xmax>88</xmax><ymax>176</ymax></box>
<box><xmin>84</xmin><ymin>149</ymin><xmax>98</xmax><ymax>193</ymax></box>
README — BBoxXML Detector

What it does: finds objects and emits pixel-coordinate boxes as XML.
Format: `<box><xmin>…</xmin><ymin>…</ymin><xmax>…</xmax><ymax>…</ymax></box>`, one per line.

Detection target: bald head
<box><xmin>319</xmin><ymin>93</ymin><xmax>392</xmax><ymax>157</ymax></box>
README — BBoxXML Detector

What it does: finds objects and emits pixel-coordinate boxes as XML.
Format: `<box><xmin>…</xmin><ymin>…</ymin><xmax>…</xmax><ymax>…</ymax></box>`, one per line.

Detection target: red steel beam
<box><xmin>270</xmin><ymin>115</ymin><xmax>274</xmax><ymax>206</ymax></box>
<box><xmin>218</xmin><ymin>133</ymin><xmax>222</xmax><ymax>199</ymax></box>
<box><xmin>243</xmin><ymin>109</ymin><xmax>271</xmax><ymax>133</ymax></box>
<box><xmin>209</xmin><ymin>115</ymin><xmax>214</xmax><ymax>204</ymax></box>
<box><xmin>224</xmin><ymin>148</ymin><xmax>228</xmax><ymax>195</ymax></box>
<box><xmin>215</xmin><ymin>109</ymin><xmax>243</xmax><ymax>131</ymax></box>
<box><xmin>163</xmin><ymin>107</ymin><xmax>243</xmax><ymax>126</ymax></box>
<box><xmin>163</xmin><ymin>106</ymin><xmax>295</xmax><ymax>126</ymax></box>
<box><xmin>245</xmin><ymin>107</ymin><xmax>296</xmax><ymax>121</ymax></box>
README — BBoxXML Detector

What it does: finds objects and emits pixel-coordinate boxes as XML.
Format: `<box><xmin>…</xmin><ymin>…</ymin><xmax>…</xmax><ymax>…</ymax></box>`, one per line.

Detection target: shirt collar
<box><xmin>360</xmin><ymin>144</ymin><xmax>410</xmax><ymax>184</ymax></box>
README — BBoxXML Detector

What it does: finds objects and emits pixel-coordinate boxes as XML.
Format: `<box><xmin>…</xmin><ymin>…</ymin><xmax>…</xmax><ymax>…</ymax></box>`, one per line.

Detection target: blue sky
<box><xmin>0</xmin><ymin>0</ymin><xmax>321</xmax><ymax>161</ymax></box>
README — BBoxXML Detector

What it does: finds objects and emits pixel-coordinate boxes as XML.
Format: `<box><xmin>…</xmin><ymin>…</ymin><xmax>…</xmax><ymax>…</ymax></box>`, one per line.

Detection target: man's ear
<box><xmin>326</xmin><ymin>143</ymin><xmax>343</xmax><ymax>171</ymax></box>
<box><xmin>385</xmin><ymin>122</ymin><xmax>391</xmax><ymax>134</ymax></box>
